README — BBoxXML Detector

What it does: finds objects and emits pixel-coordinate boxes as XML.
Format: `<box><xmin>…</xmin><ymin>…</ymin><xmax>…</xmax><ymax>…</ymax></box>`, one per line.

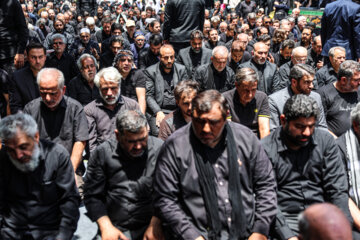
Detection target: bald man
<box><xmin>298</xmin><ymin>203</ymin><xmax>352</xmax><ymax>240</ymax></box>
<box><xmin>144</xmin><ymin>44</ymin><xmax>188</xmax><ymax>136</ymax></box>
<box><xmin>274</xmin><ymin>46</ymin><xmax>313</xmax><ymax>92</ymax></box>
<box><xmin>239</xmin><ymin>42</ymin><xmax>278</xmax><ymax>95</ymax></box>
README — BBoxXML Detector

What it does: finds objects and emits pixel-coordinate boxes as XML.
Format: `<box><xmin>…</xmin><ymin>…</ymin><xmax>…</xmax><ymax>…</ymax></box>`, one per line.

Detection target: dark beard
<box><xmin>282</xmin><ymin>124</ymin><xmax>311</xmax><ymax>148</ymax></box>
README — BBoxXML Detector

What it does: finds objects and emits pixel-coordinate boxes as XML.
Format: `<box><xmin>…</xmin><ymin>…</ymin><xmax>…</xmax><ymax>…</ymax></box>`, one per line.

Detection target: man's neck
<box><xmin>104</xmin><ymin>103</ymin><xmax>116</xmax><ymax>111</ymax></box>
<box><xmin>55</xmin><ymin>52</ymin><xmax>63</xmax><ymax>59</ymax></box>
<box><xmin>31</xmin><ymin>68</ymin><xmax>40</xmax><ymax>77</ymax></box>
<box><xmin>121</xmin><ymin>71</ymin><xmax>130</xmax><ymax>79</ymax></box>
<box><xmin>181</xmin><ymin>112</ymin><xmax>191</xmax><ymax>123</ymax></box>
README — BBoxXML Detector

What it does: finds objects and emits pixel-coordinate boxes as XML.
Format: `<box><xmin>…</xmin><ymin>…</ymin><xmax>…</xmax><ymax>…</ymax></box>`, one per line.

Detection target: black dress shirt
<box><xmin>45</xmin><ymin>52</ymin><xmax>79</xmax><ymax>86</ymax></box>
<box><xmin>314</xmin><ymin>63</ymin><xmax>338</xmax><ymax>89</ymax></box>
<box><xmin>154</xmin><ymin>122</ymin><xmax>277</xmax><ymax>239</ymax></box>
<box><xmin>23</xmin><ymin>96</ymin><xmax>89</xmax><ymax>155</ymax></box>
<box><xmin>84</xmin><ymin>137</ymin><xmax>163</xmax><ymax>230</ymax></box>
<box><xmin>0</xmin><ymin>140</ymin><xmax>80</xmax><ymax>240</ymax></box>
<box><xmin>261</xmin><ymin>127</ymin><xmax>352</xmax><ymax>239</ymax></box>
<box><xmin>66</xmin><ymin>74</ymin><xmax>101</xmax><ymax>106</ymax></box>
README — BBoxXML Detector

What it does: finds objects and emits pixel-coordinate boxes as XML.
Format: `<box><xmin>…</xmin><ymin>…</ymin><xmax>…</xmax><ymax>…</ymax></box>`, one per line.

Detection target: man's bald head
<box><xmin>298</xmin><ymin>203</ymin><xmax>352</xmax><ymax>240</ymax></box>
<box><xmin>292</xmin><ymin>46</ymin><xmax>308</xmax><ymax>64</ymax></box>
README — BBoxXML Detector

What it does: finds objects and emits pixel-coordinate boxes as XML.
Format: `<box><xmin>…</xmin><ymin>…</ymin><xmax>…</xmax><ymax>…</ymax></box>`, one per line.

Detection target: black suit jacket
<box><xmin>9</xmin><ymin>66</ymin><xmax>40</xmax><ymax>114</ymax></box>
<box><xmin>176</xmin><ymin>46</ymin><xmax>212</xmax><ymax>77</ymax></box>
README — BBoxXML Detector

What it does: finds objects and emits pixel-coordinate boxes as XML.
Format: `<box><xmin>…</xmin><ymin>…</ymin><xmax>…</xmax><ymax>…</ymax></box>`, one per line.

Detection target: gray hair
<box><xmin>280</xmin><ymin>39</ymin><xmax>295</xmax><ymax>50</ymax></box>
<box><xmin>289</xmin><ymin>64</ymin><xmax>315</xmax><ymax>81</ymax></box>
<box><xmin>37</xmin><ymin>68</ymin><xmax>65</xmax><ymax>89</ymax></box>
<box><xmin>235</xmin><ymin>67</ymin><xmax>258</xmax><ymax>84</ymax></box>
<box><xmin>51</xmin><ymin>33</ymin><xmax>67</xmax><ymax>45</ymax></box>
<box><xmin>94</xmin><ymin>67</ymin><xmax>122</xmax><ymax>88</ymax></box>
<box><xmin>0</xmin><ymin>113</ymin><xmax>38</xmax><ymax>141</ymax></box>
<box><xmin>283</xmin><ymin>94</ymin><xmax>320</xmax><ymax>122</ymax></box>
<box><xmin>174</xmin><ymin>80</ymin><xmax>200</xmax><ymax>101</ymax></box>
<box><xmin>338</xmin><ymin>60</ymin><xmax>360</xmax><ymax>81</ymax></box>
<box><xmin>298</xmin><ymin>16</ymin><xmax>307</xmax><ymax>22</ymax></box>
<box><xmin>291</xmin><ymin>46</ymin><xmax>307</xmax><ymax>57</ymax></box>
<box><xmin>192</xmin><ymin>90</ymin><xmax>229</xmax><ymax>119</ymax></box>
<box><xmin>247</xmin><ymin>12</ymin><xmax>256</xmax><ymax>19</ymax></box>
<box><xmin>212</xmin><ymin>46</ymin><xmax>228</xmax><ymax>57</ymax></box>
<box><xmin>351</xmin><ymin>102</ymin><xmax>360</xmax><ymax>125</ymax></box>
<box><xmin>86</xmin><ymin>17</ymin><xmax>95</xmax><ymax>25</ymax></box>
<box><xmin>77</xmin><ymin>53</ymin><xmax>97</xmax><ymax>70</ymax></box>
<box><xmin>116</xmin><ymin>110</ymin><xmax>148</xmax><ymax>134</ymax></box>
<box><xmin>210</xmin><ymin>16</ymin><xmax>220</xmax><ymax>23</ymax></box>
<box><xmin>328</xmin><ymin>46</ymin><xmax>345</xmax><ymax>57</ymax></box>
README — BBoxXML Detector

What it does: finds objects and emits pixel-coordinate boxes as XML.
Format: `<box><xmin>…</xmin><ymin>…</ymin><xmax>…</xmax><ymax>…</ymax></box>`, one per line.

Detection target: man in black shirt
<box><xmin>307</xmin><ymin>36</ymin><xmax>324</xmax><ymax>70</ymax></box>
<box><xmin>318</xmin><ymin>60</ymin><xmax>360</xmax><ymax>137</ymax></box>
<box><xmin>154</xmin><ymin>90</ymin><xmax>277</xmax><ymax>239</ymax></box>
<box><xmin>261</xmin><ymin>94</ymin><xmax>352</xmax><ymax>240</ymax></box>
<box><xmin>223</xmin><ymin>68</ymin><xmax>270</xmax><ymax>139</ymax></box>
<box><xmin>0</xmin><ymin>113</ymin><xmax>80</xmax><ymax>239</ymax></box>
<box><xmin>67</xmin><ymin>54</ymin><xmax>100</xmax><ymax>106</ymax></box>
<box><xmin>23</xmin><ymin>68</ymin><xmax>89</xmax><ymax>185</ymax></box>
<box><xmin>273</xmin><ymin>39</ymin><xmax>295</xmax><ymax>68</ymax></box>
<box><xmin>84</xmin><ymin>110</ymin><xmax>163</xmax><ymax>240</ymax></box>
<box><xmin>113</xmin><ymin>50</ymin><xmax>146</xmax><ymax>114</ymax></box>
<box><xmin>45</xmin><ymin>33</ymin><xmax>78</xmax><ymax>85</ymax></box>
<box><xmin>193</xmin><ymin>46</ymin><xmax>235</xmax><ymax>93</ymax></box>
<box><xmin>145</xmin><ymin>44</ymin><xmax>188</xmax><ymax>136</ymax></box>
<box><xmin>138</xmin><ymin>34</ymin><xmax>163</xmax><ymax>70</ymax></box>
<box><xmin>99</xmin><ymin>36</ymin><xmax>124</xmax><ymax>69</ymax></box>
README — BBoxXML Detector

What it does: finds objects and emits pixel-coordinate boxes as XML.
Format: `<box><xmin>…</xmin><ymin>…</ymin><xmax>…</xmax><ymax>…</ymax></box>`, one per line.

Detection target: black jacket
<box><xmin>138</xmin><ymin>48</ymin><xmax>160</xmax><ymax>70</ymax></box>
<box><xmin>176</xmin><ymin>46</ymin><xmax>212</xmax><ymax>77</ymax></box>
<box><xmin>76</xmin><ymin>0</ymin><xmax>97</xmax><ymax>16</ymax></box>
<box><xmin>145</xmin><ymin>62</ymin><xmax>188</xmax><ymax>115</ymax></box>
<box><xmin>193</xmin><ymin>63</ymin><xmax>235</xmax><ymax>93</ymax></box>
<box><xmin>163</xmin><ymin>0</ymin><xmax>205</xmax><ymax>43</ymax></box>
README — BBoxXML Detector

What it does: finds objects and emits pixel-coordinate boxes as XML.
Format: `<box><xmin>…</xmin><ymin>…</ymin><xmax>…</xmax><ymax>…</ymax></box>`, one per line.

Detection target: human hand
<box><xmin>267</xmin><ymin>53</ymin><xmax>275</xmax><ymax>63</ymax></box>
<box><xmin>195</xmin><ymin>236</ymin><xmax>205</xmax><ymax>240</ymax></box>
<box><xmin>288</xmin><ymin>237</ymin><xmax>299</xmax><ymax>240</ymax></box>
<box><xmin>156</xmin><ymin>111</ymin><xmax>166</xmax><ymax>127</ymax></box>
<box><xmin>248</xmin><ymin>232</ymin><xmax>267</xmax><ymax>240</ymax></box>
<box><xmin>101</xmin><ymin>224</ymin><xmax>129</xmax><ymax>240</ymax></box>
<box><xmin>316</xmin><ymin>60</ymin><xmax>323</xmax><ymax>69</ymax></box>
<box><xmin>143</xmin><ymin>217</ymin><xmax>165</xmax><ymax>240</ymax></box>
<box><xmin>14</xmin><ymin>53</ymin><xmax>25</xmax><ymax>69</ymax></box>
<box><xmin>78</xmin><ymin>47</ymin><xmax>85</xmax><ymax>54</ymax></box>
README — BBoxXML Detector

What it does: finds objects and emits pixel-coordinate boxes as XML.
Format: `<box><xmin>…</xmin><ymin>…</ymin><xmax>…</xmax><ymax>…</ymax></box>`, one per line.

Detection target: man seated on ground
<box><xmin>318</xmin><ymin>60</ymin><xmax>360</xmax><ymax>137</ymax></box>
<box><xmin>69</xmin><ymin>28</ymin><xmax>100</xmax><ymax>61</ymax></box>
<box><xmin>138</xmin><ymin>34</ymin><xmax>163</xmax><ymax>70</ymax></box>
<box><xmin>177</xmin><ymin>30</ymin><xmax>212</xmax><ymax>78</ymax></box>
<box><xmin>307</xmin><ymin>36</ymin><xmax>324</xmax><ymax>70</ymax></box>
<box><xmin>228</xmin><ymin>40</ymin><xmax>252</xmax><ymax>72</ymax></box>
<box><xmin>273</xmin><ymin>39</ymin><xmax>295</xmax><ymax>68</ymax></box>
<box><xmin>269</xmin><ymin>64</ymin><xmax>327</xmax><ymax>131</ymax></box>
<box><xmin>0</xmin><ymin>113</ymin><xmax>80</xmax><ymax>240</ymax></box>
<box><xmin>154</xmin><ymin>90</ymin><xmax>277</xmax><ymax>240</ymax></box>
<box><xmin>144</xmin><ymin>44</ymin><xmax>188</xmax><ymax>136</ymax></box>
<box><xmin>85</xmin><ymin>67</ymin><xmax>140</xmax><ymax>153</ymax></box>
<box><xmin>261</xmin><ymin>94</ymin><xmax>352</xmax><ymax>240</ymax></box>
<box><xmin>99</xmin><ymin>36</ymin><xmax>124</xmax><ymax>69</ymax></box>
<box><xmin>158</xmin><ymin>80</ymin><xmax>200</xmax><ymax>140</ymax></box>
<box><xmin>113</xmin><ymin>50</ymin><xmax>146</xmax><ymax>114</ymax></box>
<box><xmin>204</xmin><ymin>28</ymin><xmax>225</xmax><ymax>50</ymax></box>
<box><xmin>223</xmin><ymin>67</ymin><xmax>270</xmax><ymax>139</ymax></box>
<box><xmin>193</xmin><ymin>46</ymin><xmax>235</xmax><ymax>93</ymax></box>
<box><xmin>84</xmin><ymin>110</ymin><xmax>164</xmax><ymax>240</ymax></box>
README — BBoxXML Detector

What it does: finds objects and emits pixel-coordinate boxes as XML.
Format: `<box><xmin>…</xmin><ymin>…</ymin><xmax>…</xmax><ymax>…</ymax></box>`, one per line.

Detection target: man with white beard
<box><xmin>84</xmin><ymin>67</ymin><xmax>140</xmax><ymax>153</ymax></box>
<box><xmin>0</xmin><ymin>113</ymin><xmax>80</xmax><ymax>239</ymax></box>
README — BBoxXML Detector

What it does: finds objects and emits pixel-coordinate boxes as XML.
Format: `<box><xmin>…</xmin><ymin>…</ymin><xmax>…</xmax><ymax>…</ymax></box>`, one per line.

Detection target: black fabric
<box><xmin>138</xmin><ymin>48</ymin><xmax>160</xmax><ymax>70</ymax></box>
<box><xmin>121</xmin><ymin>69</ymin><xmax>146</xmax><ymax>101</ymax></box>
<box><xmin>190</xmin><ymin>124</ymin><xmax>247</xmax><ymax>240</ymax></box>
<box><xmin>66</xmin><ymin>75</ymin><xmax>101</xmax><ymax>106</ymax></box>
<box><xmin>45</xmin><ymin>52</ymin><xmax>79</xmax><ymax>86</ymax></box>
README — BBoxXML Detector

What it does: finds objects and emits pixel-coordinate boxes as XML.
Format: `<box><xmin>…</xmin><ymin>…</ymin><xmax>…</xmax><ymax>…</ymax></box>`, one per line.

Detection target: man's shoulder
<box><xmin>174</xmin><ymin>62</ymin><xmax>187</xmax><ymax>71</ymax></box>
<box><xmin>148</xmin><ymin>135</ymin><xmax>164</xmax><ymax>149</ymax></box>
<box><xmin>195</xmin><ymin>63</ymin><xmax>210</xmax><ymax>73</ymax></box>
<box><xmin>12</xmin><ymin>66</ymin><xmax>32</xmax><ymax>80</ymax></box>
<box><xmin>40</xmin><ymin>139</ymin><xmax>70</xmax><ymax>161</ymax></box>
<box><xmin>269</xmin><ymin>87</ymin><xmax>289</xmax><ymax>101</ymax></box>
<box><xmin>254</xmin><ymin>90</ymin><xmax>268</xmax><ymax>100</ymax></box>
<box><xmin>121</xmin><ymin>95</ymin><xmax>140</xmax><ymax>108</ymax></box>
<box><xmin>24</xmin><ymin>97</ymin><xmax>42</xmax><ymax>110</ymax></box>
<box><xmin>64</xmin><ymin>95</ymin><xmax>84</xmax><ymax>109</ymax></box>
<box><xmin>317</xmin><ymin>83</ymin><xmax>336</xmax><ymax>97</ymax></box>
<box><xmin>178</xmin><ymin>46</ymin><xmax>192</xmax><ymax>56</ymax></box>
<box><xmin>222</xmin><ymin>88</ymin><xmax>236</xmax><ymax>100</ymax></box>
<box><xmin>145</xmin><ymin>62</ymin><xmax>159</xmax><ymax>74</ymax></box>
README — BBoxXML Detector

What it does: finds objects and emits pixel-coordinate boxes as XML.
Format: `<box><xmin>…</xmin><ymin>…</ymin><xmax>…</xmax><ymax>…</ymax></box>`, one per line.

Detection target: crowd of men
<box><xmin>1</xmin><ymin>0</ymin><xmax>360</xmax><ymax>239</ymax></box>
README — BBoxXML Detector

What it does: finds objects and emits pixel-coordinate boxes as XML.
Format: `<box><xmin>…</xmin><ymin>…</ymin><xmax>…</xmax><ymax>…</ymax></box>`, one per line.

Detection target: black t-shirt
<box><xmin>222</xmin><ymin>88</ymin><xmax>270</xmax><ymax>137</ymax></box>
<box><xmin>121</xmin><ymin>69</ymin><xmax>146</xmax><ymax>101</ymax></box>
<box><xmin>318</xmin><ymin>83</ymin><xmax>360</xmax><ymax>137</ymax></box>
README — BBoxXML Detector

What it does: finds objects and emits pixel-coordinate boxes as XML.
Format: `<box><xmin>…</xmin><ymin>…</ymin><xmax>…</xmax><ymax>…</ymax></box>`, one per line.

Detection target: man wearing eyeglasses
<box><xmin>45</xmin><ymin>34</ymin><xmax>78</xmax><ymax>86</ymax></box>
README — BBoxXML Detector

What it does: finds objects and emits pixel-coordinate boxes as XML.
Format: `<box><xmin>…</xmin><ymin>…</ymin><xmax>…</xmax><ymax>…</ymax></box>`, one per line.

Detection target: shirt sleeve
<box><xmin>135</xmin><ymin>70</ymin><xmax>146</xmax><ymax>88</ymax></box>
<box><xmin>269</xmin><ymin>95</ymin><xmax>280</xmax><ymax>131</ymax></box>
<box><xmin>73</xmin><ymin>103</ymin><xmax>90</xmax><ymax>142</ymax></box>
<box><xmin>257</xmin><ymin>93</ymin><xmax>270</xmax><ymax>118</ymax></box>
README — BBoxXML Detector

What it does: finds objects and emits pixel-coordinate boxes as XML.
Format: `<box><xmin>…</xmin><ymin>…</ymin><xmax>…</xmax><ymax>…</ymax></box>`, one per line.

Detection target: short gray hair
<box><xmin>37</xmin><ymin>68</ymin><xmax>65</xmax><ymax>89</ymax></box>
<box><xmin>235</xmin><ymin>67</ymin><xmax>258</xmax><ymax>84</ymax></box>
<box><xmin>77</xmin><ymin>53</ymin><xmax>97</xmax><ymax>70</ymax></box>
<box><xmin>0</xmin><ymin>113</ymin><xmax>38</xmax><ymax>141</ymax></box>
<box><xmin>86</xmin><ymin>17</ymin><xmax>95</xmax><ymax>25</ymax></box>
<box><xmin>116</xmin><ymin>110</ymin><xmax>148</xmax><ymax>134</ymax></box>
<box><xmin>247</xmin><ymin>12</ymin><xmax>256</xmax><ymax>19</ymax></box>
<box><xmin>289</xmin><ymin>64</ymin><xmax>315</xmax><ymax>81</ymax></box>
<box><xmin>212</xmin><ymin>46</ymin><xmax>228</xmax><ymax>57</ymax></box>
<box><xmin>351</xmin><ymin>102</ymin><xmax>360</xmax><ymax>125</ymax></box>
<box><xmin>338</xmin><ymin>60</ymin><xmax>360</xmax><ymax>81</ymax></box>
<box><xmin>94</xmin><ymin>67</ymin><xmax>122</xmax><ymax>88</ymax></box>
<box><xmin>51</xmin><ymin>33</ymin><xmax>67</xmax><ymax>45</ymax></box>
<box><xmin>283</xmin><ymin>94</ymin><xmax>320</xmax><ymax>122</ymax></box>
<box><xmin>328</xmin><ymin>46</ymin><xmax>345</xmax><ymax>57</ymax></box>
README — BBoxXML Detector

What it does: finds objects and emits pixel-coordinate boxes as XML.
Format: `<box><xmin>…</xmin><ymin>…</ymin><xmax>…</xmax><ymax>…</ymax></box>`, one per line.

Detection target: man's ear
<box><xmin>114</xmin><ymin>129</ymin><xmax>120</xmax><ymax>141</ymax></box>
<box><xmin>34</xmin><ymin>131</ymin><xmax>40</xmax><ymax>144</ymax></box>
<box><xmin>280</xmin><ymin>114</ymin><xmax>286</xmax><ymax>127</ymax></box>
<box><xmin>340</xmin><ymin>76</ymin><xmax>348</xmax><ymax>85</ymax></box>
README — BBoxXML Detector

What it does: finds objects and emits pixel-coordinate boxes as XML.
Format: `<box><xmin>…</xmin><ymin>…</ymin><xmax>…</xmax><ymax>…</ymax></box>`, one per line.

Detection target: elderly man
<box><xmin>158</xmin><ymin>80</ymin><xmax>200</xmax><ymax>140</ymax></box>
<box><xmin>69</xmin><ymin>28</ymin><xmax>100</xmax><ymax>60</ymax></box>
<box><xmin>315</xmin><ymin>46</ymin><xmax>346</xmax><ymax>88</ymax></box>
<box><xmin>274</xmin><ymin>46</ymin><xmax>309</xmax><ymax>91</ymax></box>
<box><xmin>154</xmin><ymin>90</ymin><xmax>277</xmax><ymax>239</ymax></box>
<box><xmin>85</xmin><ymin>67</ymin><xmax>139</xmax><ymax>153</ymax></box>
<box><xmin>0</xmin><ymin>113</ymin><xmax>80</xmax><ymax>239</ymax></box>
<box><xmin>177</xmin><ymin>30</ymin><xmax>212</xmax><ymax>77</ymax></box>
<box><xmin>84</xmin><ymin>110</ymin><xmax>163</xmax><ymax>240</ymax></box>
<box><xmin>67</xmin><ymin>54</ymin><xmax>100</xmax><ymax>106</ymax></box>
<box><xmin>23</xmin><ymin>68</ymin><xmax>89</xmax><ymax>186</ymax></box>
<box><xmin>9</xmin><ymin>42</ymin><xmax>46</xmax><ymax>114</ymax></box>
<box><xmin>45</xmin><ymin>33</ymin><xmax>78</xmax><ymax>85</ymax></box>
<box><xmin>239</xmin><ymin>42</ymin><xmax>278</xmax><ymax>95</ymax></box>
<box><xmin>261</xmin><ymin>94</ymin><xmax>352</xmax><ymax>239</ymax></box>
<box><xmin>145</xmin><ymin>44</ymin><xmax>188</xmax><ymax>136</ymax></box>
<box><xmin>114</xmin><ymin>50</ymin><xmax>146</xmax><ymax>114</ymax></box>
<box><xmin>193</xmin><ymin>46</ymin><xmax>235</xmax><ymax>93</ymax></box>
<box><xmin>269</xmin><ymin>64</ymin><xmax>327</xmax><ymax>131</ymax></box>
<box><xmin>130</xmin><ymin>31</ymin><xmax>149</xmax><ymax>68</ymax></box>
<box><xmin>318</xmin><ymin>60</ymin><xmax>360</xmax><ymax>137</ymax></box>
<box><xmin>122</xmin><ymin>20</ymin><xmax>136</xmax><ymax>45</ymax></box>
<box><xmin>223</xmin><ymin>68</ymin><xmax>270</xmax><ymax>139</ymax></box>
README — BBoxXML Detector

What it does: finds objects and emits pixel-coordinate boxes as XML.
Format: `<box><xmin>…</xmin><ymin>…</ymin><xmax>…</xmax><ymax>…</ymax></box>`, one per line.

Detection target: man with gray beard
<box><xmin>0</xmin><ymin>113</ymin><xmax>80</xmax><ymax>240</ymax></box>
<box><xmin>84</xmin><ymin>67</ymin><xmax>140</xmax><ymax>153</ymax></box>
